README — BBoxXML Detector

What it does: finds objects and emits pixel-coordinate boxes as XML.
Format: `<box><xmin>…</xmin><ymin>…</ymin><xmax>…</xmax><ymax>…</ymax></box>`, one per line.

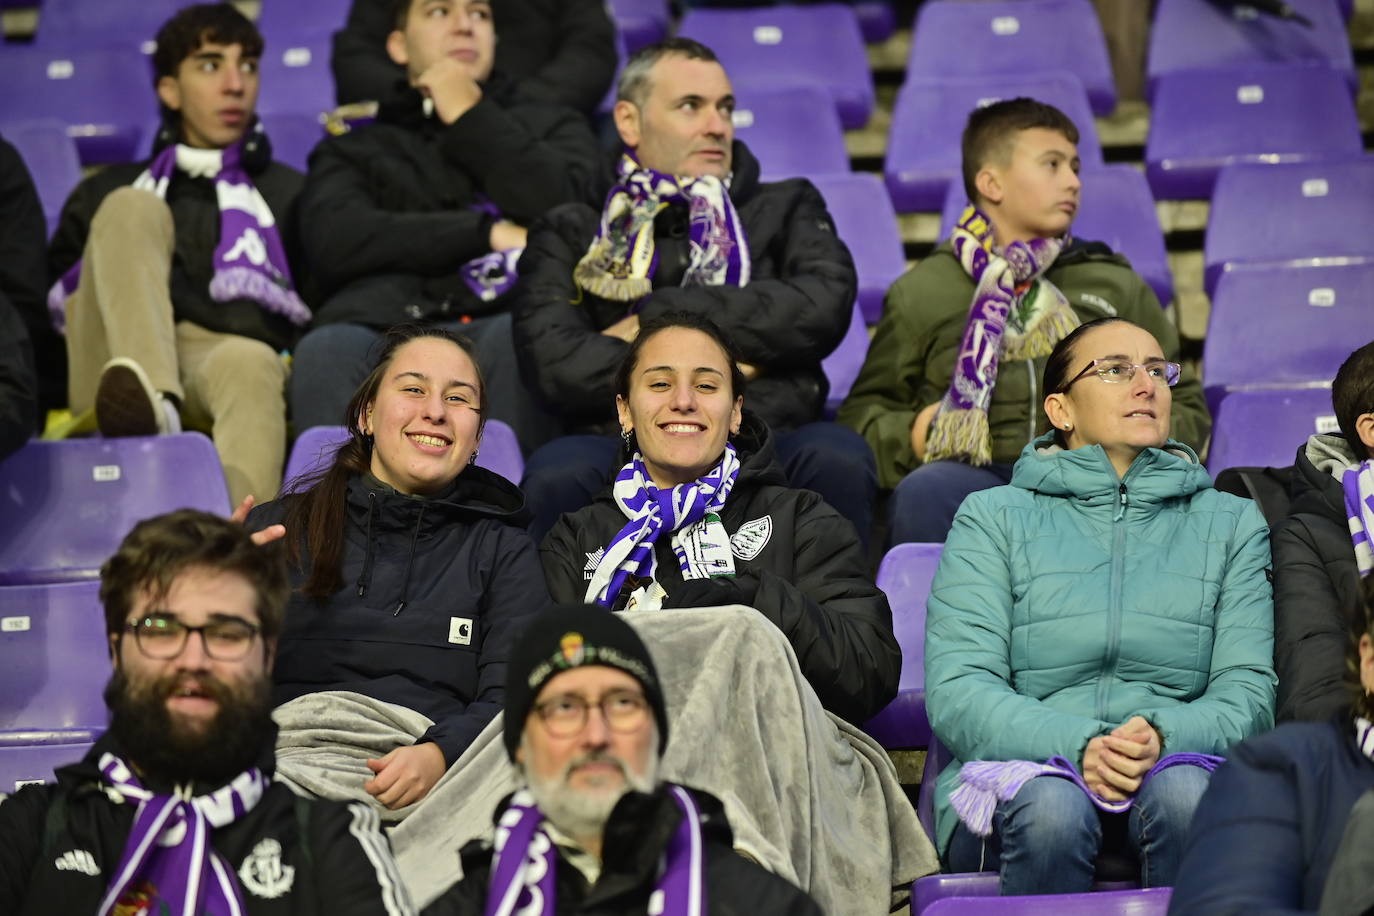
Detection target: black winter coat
<box><xmin>0</xmin><ymin>731</ymin><xmax>412</xmax><ymax>915</ymax></box>
<box><xmin>421</xmin><ymin>784</ymin><xmax>823</xmax><ymax>916</ymax></box>
<box><xmin>299</xmin><ymin>80</ymin><xmax>601</xmax><ymax>327</ymax></box>
<box><xmin>0</xmin><ymin>135</ymin><xmax>61</xmax><ymax>414</ymax></box>
<box><xmin>247</xmin><ymin>468</ymin><xmax>551</xmax><ymax>764</ymax></box>
<box><xmin>1272</xmin><ymin>434</ymin><xmax>1363</xmax><ymax>724</ymax></box>
<box><xmin>0</xmin><ymin>293</ymin><xmax>36</xmax><ymax>462</ymax></box>
<box><xmin>512</xmin><ymin>142</ymin><xmax>856</xmax><ymax>434</ymax></box>
<box><xmin>47</xmin><ymin>128</ymin><xmax>307</xmax><ymax>354</ymax></box>
<box><xmin>539</xmin><ymin>413</ymin><xmax>899</xmax><ymax>724</ymax></box>
<box><xmin>331</xmin><ymin>0</ymin><xmax>616</xmax><ymax>114</ymax></box>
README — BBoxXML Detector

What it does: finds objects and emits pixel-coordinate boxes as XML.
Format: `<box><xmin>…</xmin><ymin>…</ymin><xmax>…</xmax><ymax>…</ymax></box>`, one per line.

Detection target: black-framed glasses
<box><xmin>122</xmin><ymin>616</ymin><xmax>261</xmax><ymax>661</ymax></box>
<box><xmin>532</xmin><ymin>689</ymin><xmax>650</xmax><ymax>738</ymax></box>
<box><xmin>1057</xmin><ymin>358</ymin><xmax>1181</xmax><ymax>394</ymax></box>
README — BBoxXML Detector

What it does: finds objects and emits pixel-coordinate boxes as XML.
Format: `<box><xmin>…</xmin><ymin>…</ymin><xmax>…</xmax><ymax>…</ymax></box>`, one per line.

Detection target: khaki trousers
<box><xmin>64</xmin><ymin>186</ymin><xmax>287</xmax><ymax>505</ymax></box>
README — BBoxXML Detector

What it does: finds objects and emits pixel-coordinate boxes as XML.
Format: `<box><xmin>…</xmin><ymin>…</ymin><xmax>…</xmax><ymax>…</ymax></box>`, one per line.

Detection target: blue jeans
<box><xmin>946</xmin><ymin>765</ymin><xmax>1212</xmax><ymax>895</ymax></box>
<box><xmin>889</xmin><ymin>460</ymin><xmax>1015</xmax><ymax>545</ymax></box>
<box><xmin>522</xmin><ymin>422</ymin><xmax>877</xmax><ymax>545</ymax></box>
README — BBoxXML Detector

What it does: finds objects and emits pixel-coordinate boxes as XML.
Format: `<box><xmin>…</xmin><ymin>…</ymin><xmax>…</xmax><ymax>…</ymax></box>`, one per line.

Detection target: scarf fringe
<box><xmin>925</xmin><ymin>406</ymin><xmax>992</xmax><ymax>466</ymax></box>
<box><xmin>210</xmin><ymin>267</ymin><xmax>312</xmax><ymax>326</ymax></box>
<box><xmin>1001</xmin><ymin>305</ymin><xmax>1079</xmax><ymax>362</ymax></box>
<box><xmin>574</xmin><ymin>255</ymin><xmax>653</xmax><ymax>303</ymax></box>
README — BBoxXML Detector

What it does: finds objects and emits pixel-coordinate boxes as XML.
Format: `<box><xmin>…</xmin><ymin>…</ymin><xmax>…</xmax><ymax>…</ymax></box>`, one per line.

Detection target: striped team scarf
<box><xmin>574</xmin><ymin>152</ymin><xmax>749</xmax><ymax>304</ymax></box>
<box><xmin>485</xmin><ymin>786</ymin><xmax>705</xmax><ymax>916</ymax></box>
<box><xmin>1342</xmin><ymin>461</ymin><xmax>1374</xmax><ymax>575</ymax></box>
<box><xmin>584</xmin><ymin>445</ymin><xmax>741</xmax><ymax>609</ymax></box>
<box><xmin>925</xmin><ymin>205</ymin><xmax>1078</xmax><ymax>466</ymax></box>
<box><xmin>95</xmin><ymin>752</ymin><xmax>265</xmax><ymax>916</ymax></box>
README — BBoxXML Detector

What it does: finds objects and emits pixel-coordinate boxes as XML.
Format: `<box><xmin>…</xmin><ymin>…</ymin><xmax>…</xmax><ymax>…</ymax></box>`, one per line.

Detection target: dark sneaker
<box><xmin>95</xmin><ymin>357</ymin><xmax>166</xmax><ymax>437</ymax></box>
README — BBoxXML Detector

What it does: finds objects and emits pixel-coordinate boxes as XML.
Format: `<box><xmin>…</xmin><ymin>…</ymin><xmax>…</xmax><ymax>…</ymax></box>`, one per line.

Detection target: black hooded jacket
<box><xmin>298</xmin><ymin>78</ymin><xmax>601</xmax><ymax>327</ymax></box>
<box><xmin>0</xmin><ymin>730</ymin><xmax>412</xmax><ymax>915</ymax></box>
<box><xmin>247</xmin><ymin>467</ymin><xmax>551</xmax><ymax>763</ymax></box>
<box><xmin>421</xmin><ymin>784</ymin><xmax>822</xmax><ymax>916</ymax></box>
<box><xmin>1272</xmin><ymin>434</ymin><xmax>1364</xmax><ymax>724</ymax></box>
<box><xmin>539</xmin><ymin>413</ymin><xmax>899</xmax><ymax>725</ymax></box>
<box><xmin>511</xmin><ymin>142</ymin><xmax>856</xmax><ymax>434</ymax></box>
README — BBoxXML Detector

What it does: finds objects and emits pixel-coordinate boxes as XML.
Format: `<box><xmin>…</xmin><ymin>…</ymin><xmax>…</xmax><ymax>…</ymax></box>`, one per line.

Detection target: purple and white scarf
<box><xmin>925</xmin><ymin>204</ymin><xmax>1078</xmax><ymax>466</ymax></box>
<box><xmin>95</xmin><ymin>751</ymin><xmax>266</xmax><ymax>916</ymax></box>
<box><xmin>461</xmin><ymin>194</ymin><xmax>521</xmax><ymax>303</ymax></box>
<box><xmin>585</xmin><ymin>444</ymin><xmax>741</xmax><ymax>610</ymax></box>
<box><xmin>1342</xmin><ymin>461</ymin><xmax>1374</xmax><ymax>575</ymax></box>
<box><xmin>1357</xmin><ymin>718</ymin><xmax>1374</xmax><ymax>762</ymax></box>
<box><xmin>949</xmin><ymin>752</ymin><xmax>1224</xmax><ymax>837</ymax></box>
<box><xmin>485</xmin><ymin>786</ymin><xmax>705</xmax><ymax>916</ymax></box>
<box><xmin>48</xmin><ymin>133</ymin><xmax>311</xmax><ymax>332</ymax></box>
<box><xmin>574</xmin><ymin>152</ymin><xmax>749</xmax><ymax>304</ymax></box>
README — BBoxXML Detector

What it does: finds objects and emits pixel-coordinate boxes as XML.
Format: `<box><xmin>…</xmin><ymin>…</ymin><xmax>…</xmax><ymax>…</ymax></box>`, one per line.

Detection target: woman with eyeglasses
<box><xmin>923</xmin><ymin>316</ymin><xmax>1276</xmax><ymax>895</ymax></box>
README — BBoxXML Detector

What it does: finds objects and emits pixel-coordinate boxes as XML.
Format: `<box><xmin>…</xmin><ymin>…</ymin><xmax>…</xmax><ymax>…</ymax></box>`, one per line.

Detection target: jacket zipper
<box><xmin>1096</xmin><ymin>479</ymin><xmax>1129</xmax><ymax>720</ymax></box>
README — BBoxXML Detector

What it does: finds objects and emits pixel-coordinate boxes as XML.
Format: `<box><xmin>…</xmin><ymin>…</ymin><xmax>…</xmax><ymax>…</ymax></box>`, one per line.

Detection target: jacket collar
<box><xmin>589</xmin><ymin>139</ymin><xmax>764</xmax><ymax>206</ymax></box>
<box><xmin>1011</xmin><ymin>431</ymin><xmax>1212</xmax><ymax>505</ymax></box>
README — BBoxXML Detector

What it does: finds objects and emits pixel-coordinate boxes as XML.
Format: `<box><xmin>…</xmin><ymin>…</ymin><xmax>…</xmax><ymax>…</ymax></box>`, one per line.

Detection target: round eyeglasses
<box><xmin>1057</xmin><ymin>358</ymin><xmax>1181</xmax><ymax>394</ymax></box>
<box><xmin>533</xmin><ymin>689</ymin><xmax>651</xmax><ymax>738</ymax></box>
<box><xmin>122</xmin><ymin>616</ymin><xmax>261</xmax><ymax>661</ymax></box>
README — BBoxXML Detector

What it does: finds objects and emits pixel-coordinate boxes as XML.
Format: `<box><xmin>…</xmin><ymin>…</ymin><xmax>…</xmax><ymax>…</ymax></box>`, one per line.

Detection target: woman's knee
<box><xmin>1136</xmin><ymin>764</ymin><xmax>1211</xmax><ymax>833</ymax></box>
<box><xmin>999</xmin><ymin>776</ymin><xmax>1101</xmax><ymax>846</ymax></box>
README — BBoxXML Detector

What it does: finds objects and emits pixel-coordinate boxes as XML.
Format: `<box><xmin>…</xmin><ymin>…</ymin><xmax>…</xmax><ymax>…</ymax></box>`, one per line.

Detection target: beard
<box><xmin>104</xmin><ymin>666</ymin><xmax>275</xmax><ymax>788</ymax></box>
<box><xmin>523</xmin><ymin>744</ymin><xmax>659</xmax><ymax>843</ymax></box>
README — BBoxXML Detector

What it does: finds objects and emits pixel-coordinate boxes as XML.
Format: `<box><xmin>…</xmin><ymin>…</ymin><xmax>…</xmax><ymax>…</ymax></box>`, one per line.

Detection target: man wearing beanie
<box><xmin>420</xmin><ymin>605</ymin><xmax>820</xmax><ymax>915</ymax></box>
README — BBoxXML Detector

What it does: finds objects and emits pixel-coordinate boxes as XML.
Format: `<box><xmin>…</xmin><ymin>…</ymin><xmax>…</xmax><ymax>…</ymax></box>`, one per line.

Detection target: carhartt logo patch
<box><xmin>730</xmin><ymin>516</ymin><xmax>773</xmax><ymax>560</ymax></box>
<box><xmin>583</xmin><ymin>548</ymin><xmax>605</xmax><ymax>580</ymax></box>
<box><xmin>54</xmin><ymin>849</ymin><xmax>100</xmax><ymax>876</ymax></box>
<box><xmin>448</xmin><ymin>617</ymin><xmax>473</xmax><ymax>646</ymax></box>
<box><xmin>239</xmin><ymin>838</ymin><xmax>295</xmax><ymax>899</ymax></box>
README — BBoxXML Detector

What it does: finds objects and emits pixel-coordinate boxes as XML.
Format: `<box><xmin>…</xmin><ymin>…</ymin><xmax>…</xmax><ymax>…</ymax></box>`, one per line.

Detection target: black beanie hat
<box><xmin>503</xmin><ymin>605</ymin><xmax>669</xmax><ymax>761</ymax></box>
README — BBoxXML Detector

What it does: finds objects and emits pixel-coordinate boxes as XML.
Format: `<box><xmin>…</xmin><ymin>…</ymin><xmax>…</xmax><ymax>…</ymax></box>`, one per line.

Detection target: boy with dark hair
<box><xmin>1272</xmin><ymin>340</ymin><xmax>1374</xmax><ymax>723</ymax></box>
<box><xmin>49</xmin><ymin>2</ymin><xmax>308</xmax><ymax>507</ymax></box>
<box><xmin>838</xmin><ymin>97</ymin><xmax>1209</xmax><ymax>544</ymax></box>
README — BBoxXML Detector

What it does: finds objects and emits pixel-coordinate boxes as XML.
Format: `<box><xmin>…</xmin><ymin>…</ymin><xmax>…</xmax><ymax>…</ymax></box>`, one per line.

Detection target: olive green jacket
<box><xmin>837</xmin><ymin>241</ymin><xmax>1209</xmax><ymax>490</ymax></box>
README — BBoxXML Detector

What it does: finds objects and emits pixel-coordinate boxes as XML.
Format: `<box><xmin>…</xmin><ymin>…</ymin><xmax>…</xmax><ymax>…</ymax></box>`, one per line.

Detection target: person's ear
<box><xmin>730</xmin><ymin>396</ymin><xmax>742</xmax><ymax>436</ymax></box>
<box><xmin>1043</xmin><ymin>392</ymin><xmax>1073</xmax><ymax>434</ymax></box>
<box><xmin>262</xmin><ymin>637</ymin><xmax>277</xmax><ymax>671</ymax></box>
<box><xmin>974</xmin><ymin>165</ymin><xmax>1003</xmax><ymax>207</ymax></box>
<box><xmin>1359</xmin><ymin>633</ymin><xmax>1374</xmax><ymax>696</ymax></box>
<box><xmin>1355</xmin><ymin>412</ymin><xmax>1374</xmax><ymax>457</ymax></box>
<box><xmin>108</xmin><ymin>632</ymin><xmax>121</xmax><ymax>666</ymax></box>
<box><xmin>615</xmin><ymin>394</ymin><xmax>632</xmax><ymax>438</ymax></box>
<box><xmin>359</xmin><ymin>402</ymin><xmax>375</xmax><ymax>437</ymax></box>
<box><xmin>385</xmin><ymin>29</ymin><xmax>410</xmax><ymax>69</ymax></box>
<box><xmin>613</xmin><ymin>100</ymin><xmax>642</xmax><ymax>149</ymax></box>
<box><xmin>156</xmin><ymin>75</ymin><xmax>183</xmax><ymax>113</ymax></box>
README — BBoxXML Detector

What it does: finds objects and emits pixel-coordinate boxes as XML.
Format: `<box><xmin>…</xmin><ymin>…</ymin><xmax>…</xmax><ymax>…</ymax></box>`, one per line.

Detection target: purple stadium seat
<box><xmin>607</xmin><ymin>0</ymin><xmax>670</xmax><ymax>54</ymax></box>
<box><xmin>938</xmin><ymin>165</ymin><xmax>1173</xmax><ymax>308</ymax></box>
<box><xmin>256</xmin><ymin>0</ymin><xmax>351</xmax><ymax>43</ymax></box>
<box><xmin>862</xmin><ymin>543</ymin><xmax>941</xmax><ymax>749</ymax></box>
<box><xmin>1203</xmin><ymin>157</ymin><xmax>1374</xmax><ymax>295</ymax></box>
<box><xmin>677</xmin><ymin>4</ymin><xmax>875</xmax><ymax>129</ymax></box>
<box><xmin>914</xmin><ymin>872</ymin><xmax>1001</xmax><ymax>913</ymax></box>
<box><xmin>1203</xmin><ymin>262</ymin><xmax>1374</xmax><ymax>414</ymax></box>
<box><xmin>0</xmin><ymin>740</ymin><xmax>96</xmax><ymax>795</ymax></box>
<box><xmin>259</xmin><ymin>111</ymin><xmax>326</xmax><ymax>172</ymax></box>
<box><xmin>856</xmin><ymin>1</ymin><xmax>898</xmax><ymax>43</ymax></box>
<box><xmin>0</xmin><ymin>434</ymin><xmax>232</xmax><ymax>586</ymax></box>
<box><xmin>906</xmin><ymin>0</ymin><xmax>1116</xmax><ymax>116</ymax></box>
<box><xmin>812</xmin><ymin>172</ymin><xmax>906</xmax><ymax>324</ymax></box>
<box><xmin>33</xmin><ymin>0</ymin><xmax>198</xmax><ymax>52</ymax></box>
<box><xmin>284</xmin><ymin>419</ymin><xmax>525</xmax><ymax>488</ymax></box>
<box><xmin>0</xmin><ymin>45</ymin><xmax>152</xmax><ymax>164</ymax></box>
<box><xmin>1145</xmin><ymin>66</ymin><xmax>1362</xmax><ymax>201</ymax></box>
<box><xmin>923</xmin><ymin>887</ymin><xmax>1172</xmax><ymax>915</ymax></box>
<box><xmin>885</xmin><ymin>71</ymin><xmax>1102</xmax><ymax>213</ymax></box>
<box><xmin>732</xmin><ymin>85</ymin><xmax>849</xmax><ymax>182</ymax></box>
<box><xmin>821</xmin><ymin>304</ymin><xmax>869</xmax><ymax>416</ymax></box>
<box><xmin>1147</xmin><ymin>0</ymin><xmax>1355</xmax><ymax>100</ymax></box>
<box><xmin>1206</xmin><ymin>387</ymin><xmax>1336</xmax><ymax>473</ymax></box>
<box><xmin>0</xmin><ymin>581</ymin><xmax>109</xmax><ymax>738</ymax></box>
<box><xmin>2</xmin><ymin>119</ymin><xmax>82</xmax><ymax>238</ymax></box>
<box><xmin>256</xmin><ymin>33</ymin><xmax>334</xmax><ymax>117</ymax></box>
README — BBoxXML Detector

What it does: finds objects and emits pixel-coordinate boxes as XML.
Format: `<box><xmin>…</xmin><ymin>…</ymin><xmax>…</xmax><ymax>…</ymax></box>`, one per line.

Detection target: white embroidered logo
<box><xmin>54</xmin><ymin>849</ymin><xmax>100</xmax><ymax>876</ymax></box>
<box><xmin>583</xmin><ymin>548</ymin><xmax>605</xmax><ymax>580</ymax></box>
<box><xmin>239</xmin><ymin>838</ymin><xmax>295</xmax><ymax>899</ymax></box>
<box><xmin>449</xmin><ymin>617</ymin><xmax>474</xmax><ymax>646</ymax></box>
<box><xmin>729</xmin><ymin>516</ymin><xmax>773</xmax><ymax>560</ymax></box>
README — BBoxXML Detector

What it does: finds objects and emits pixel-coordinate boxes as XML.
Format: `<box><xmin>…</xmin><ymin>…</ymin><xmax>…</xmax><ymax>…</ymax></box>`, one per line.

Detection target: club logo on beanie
<box><xmin>560</xmin><ymin>632</ymin><xmax>586</xmax><ymax>666</ymax></box>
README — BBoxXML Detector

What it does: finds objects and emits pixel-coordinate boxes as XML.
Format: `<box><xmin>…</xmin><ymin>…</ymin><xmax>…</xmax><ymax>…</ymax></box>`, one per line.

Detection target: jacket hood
<box><xmin>1012</xmin><ymin>431</ymin><xmax>1212</xmax><ymax>504</ymax></box>
<box><xmin>588</xmin><ymin>139</ymin><xmax>764</xmax><ymax>205</ymax></box>
<box><xmin>1292</xmin><ymin>433</ymin><xmax>1359</xmax><ymax>521</ymax></box>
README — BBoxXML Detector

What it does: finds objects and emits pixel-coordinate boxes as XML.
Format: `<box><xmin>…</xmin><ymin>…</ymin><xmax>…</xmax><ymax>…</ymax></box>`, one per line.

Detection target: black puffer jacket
<box><xmin>1272</xmin><ymin>434</ymin><xmax>1364</xmax><ymax>724</ymax></box>
<box><xmin>298</xmin><ymin>79</ymin><xmax>600</xmax><ymax>327</ymax></box>
<box><xmin>0</xmin><ymin>731</ymin><xmax>412</xmax><ymax>915</ymax></box>
<box><xmin>421</xmin><ymin>784</ymin><xmax>823</xmax><ymax>916</ymax></box>
<box><xmin>539</xmin><ymin>413</ymin><xmax>899</xmax><ymax>724</ymax></box>
<box><xmin>247</xmin><ymin>468</ymin><xmax>551</xmax><ymax>764</ymax></box>
<box><xmin>47</xmin><ymin>127</ymin><xmax>307</xmax><ymax>354</ymax></box>
<box><xmin>0</xmin><ymin>294</ymin><xmax>36</xmax><ymax>462</ymax></box>
<box><xmin>512</xmin><ymin>142</ymin><xmax>856</xmax><ymax>434</ymax></box>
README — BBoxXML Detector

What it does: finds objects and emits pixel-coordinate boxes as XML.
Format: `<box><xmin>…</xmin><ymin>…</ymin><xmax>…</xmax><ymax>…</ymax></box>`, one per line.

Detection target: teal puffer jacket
<box><xmin>924</xmin><ymin>434</ymin><xmax>1276</xmax><ymax>855</ymax></box>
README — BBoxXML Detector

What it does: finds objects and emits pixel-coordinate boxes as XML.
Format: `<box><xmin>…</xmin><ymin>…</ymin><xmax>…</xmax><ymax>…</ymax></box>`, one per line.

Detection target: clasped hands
<box><xmin>1081</xmin><ymin>715</ymin><xmax>1162</xmax><ymax>803</ymax></box>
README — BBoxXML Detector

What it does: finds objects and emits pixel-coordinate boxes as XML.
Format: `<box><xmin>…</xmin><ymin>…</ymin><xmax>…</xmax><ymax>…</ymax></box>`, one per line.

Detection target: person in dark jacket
<box><xmin>0</xmin><ymin>509</ymin><xmax>413</xmax><ymax>915</ymax></box>
<box><xmin>1273</xmin><ymin>340</ymin><xmax>1374</xmax><ymax>724</ymax></box>
<box><xmin>291</xmin><ymin>0</ymin><xmax>600</xmax><ymax>453</ymax></box>
<box><xmin>539</xmin><ymin>313</ymin><xmax>899</xmax><ymax>725</ymax></box>
<box><xmin>1168</xmin><ymin>572</ymin><xmax>1374</xmax><ymax>915</ymax></box>
<box><xmin>48</xmin><ymin>3</ymin><xmax>308</xmax><ymax>507</ymax></box>
<box><xmin>513</xmin><ymin>38</ymin><xmax>874</xmax><ymax>542</ymax></box>
<box><xmin>248</xmin><ymin>325</ymin><xmax>550</xmax><ymax>816</ymax></box>
<box><xmin>332</xmin><ymin>0</ymin><xmax>616</xmax><ymax>115</ymax></box>
<box><xmin>0</xmin><ymin>294</ymin><xmax>37</xmax><ymax>463</ymax></box>
<box><xmin>422</xmin><ymin>604</ymin><xmax>823</xmax><ymax>915</ymax></box>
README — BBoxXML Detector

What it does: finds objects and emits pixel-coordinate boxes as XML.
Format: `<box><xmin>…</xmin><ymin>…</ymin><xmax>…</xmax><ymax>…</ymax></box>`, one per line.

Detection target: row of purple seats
<box><xmin>812</xmin><ymin>171</ymin><xmax>906</xmax><ymax>324</ymax></box>
<box><xmin>284</xmin><ymin>419</ymin><xmax>526</xmax><ymax>489</ymax></box>
<box><xmin>1207</xmin><ymin>387</ymin><xmax>1336</xmax><ymax>473</ymax></box>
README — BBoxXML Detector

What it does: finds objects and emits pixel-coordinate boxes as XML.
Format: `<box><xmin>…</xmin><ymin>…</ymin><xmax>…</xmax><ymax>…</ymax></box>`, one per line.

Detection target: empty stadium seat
<box><xmin>32</xmin><ymin>0</ymin><xmax>196</xmax><ymax>52</ymax></box>
<box><xmin>811</xmin><ymin>172</ymin><xmax>906</xmax><ymax>323</ymax></box>
<box><xmin>906</xmin><ymin>0</ymin><xmax>1116</xmax><ymax>116</ymax></box>
<box><xmin>1147</xmin><ymin>0</ymin><xmax>1356</xmax><ymax>100</ymax></box>
<box><xmin>255</xmin><ymin>0</ymin><xmax>351</xmax><ymax>43</ymax></box>
<box><xmin>862</xmin><ymin>542</ymin><xmax>940</xmax><ymax>749</ymax></box>
<box><xmin>0</xmin><ymin>434</ymin><xmax>232</xmax><ymax>585</ymax></box>
<box><xmin>259</xmin><ymin>111</ymin><xmax>327</xmax><ymax>172</ymax></box>
<box><xmin>732</xmin><ymin>85</ymin><xmax>849</xmax><ymax>181</ymax></box>
<box><xmin>885</xmin><ymin>71</ymin><xmax>1102</xmax><ymax>213</ymax></box>
<box><xmin>284</xmin><ymin>419</ymin><xmax>526</xmax><ymax>488</ymax></box>
<box><xmin>0</xmin><ymin>580</ymin><xmax>108</xmax><ymax>738</ymax></box>
<box><xmin>257</xmin><ymin>33</ymin><xmax>335</xmax><ymax>117</ymax></box>
<box><xmin>1145</xmin><ymin>66</ymin><xmax>1363</xmax><ymax>200</ymax></box>
<box><xmin>938</xmin><ymin>165</ymin><xmax>1174</xmax><ymax>308</ymax></box>
<box><xmin>0</xmin><ymin>740</ymin><xmax>96</xmax><ymax>796</ymax></box>
<box><xmin>677</xmin><ymin>4</ymin><xmax>875</xmax><ymax>129</ymax></box>
<box><xmin>922</xmin><ymin>887</ymin><xmax>1172</xmax><ymax>914</ymax></box>
<box><xmin>607</xmin><ymin>0</ymin><xmax>670</xmax><ymax>54</ymax></box>
<box><xmin>821</xmin><ymin>303</ymin><xmax>869</xmax><ymax>417</ymax></box>
<box><xmin>2</xmin><ymin>119</ymin><xmax>82</xmax><ymax>238</ymax></box>
<box><xmin>1206</xmin><ymin>387</ymin><xmax>1336</xmax><ymax>473</ymax></box>
<box><xmin>1203</xmin><ymin>157</ymin><xmax>1374</xmax><ymax>295</ymax></box>
<box><xmin>1203</xmin><ymin>262</ymin><xmax>1374</xmax><ymax>413</ymax></box>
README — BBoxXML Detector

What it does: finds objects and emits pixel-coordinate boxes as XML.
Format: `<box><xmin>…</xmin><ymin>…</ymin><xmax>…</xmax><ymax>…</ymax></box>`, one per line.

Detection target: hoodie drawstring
<box><xmin>393</xmin><ymin>502</ymin><xmax>425</xmax><ymax>616</ymax></box>
<box><xmin>356</xmin><ymin>491</ymin><xmax>378</xmax><ymax>598</ymax></box>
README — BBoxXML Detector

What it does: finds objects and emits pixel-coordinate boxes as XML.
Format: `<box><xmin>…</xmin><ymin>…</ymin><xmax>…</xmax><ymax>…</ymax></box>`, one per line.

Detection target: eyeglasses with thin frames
<box><xmin>532</xmin><ymin>689</ymin><xmax>650</xmax><ymax>738</ymax></box>
<box><xmin>1056</xmin><ymin>358</ymin><xmax>1181</xmax><ymax>394</ymax></box>
<box><xmin>122</xmin><ymin>615</ymin><xmax>261</xmax><ymax>661</ymax></box>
